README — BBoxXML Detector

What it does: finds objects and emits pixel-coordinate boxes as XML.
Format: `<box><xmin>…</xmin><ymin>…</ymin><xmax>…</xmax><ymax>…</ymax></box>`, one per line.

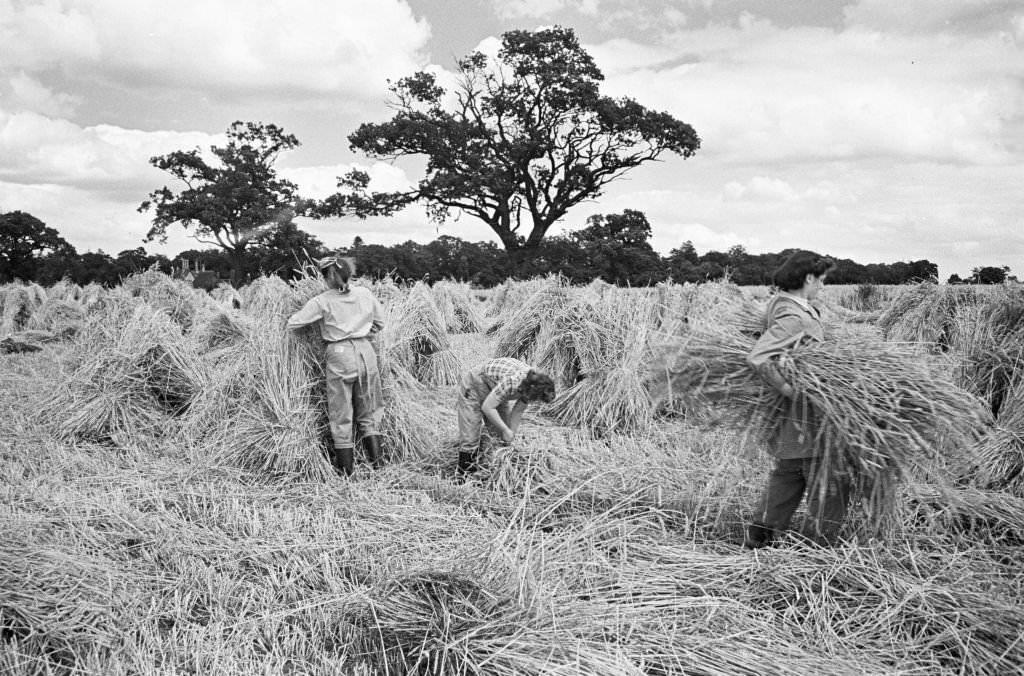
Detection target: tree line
<box><xmin>3</xmin><ymin>208</ymin><xmax>984</xmax><ymax>288</ymax></box>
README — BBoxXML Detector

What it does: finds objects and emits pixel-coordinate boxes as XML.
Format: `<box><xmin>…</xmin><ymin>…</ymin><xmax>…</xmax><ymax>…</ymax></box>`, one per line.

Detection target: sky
<box><xmin>1</xmin><ymin>0</ymin><xmax>1022</xmax><ymax>280</ymax></box>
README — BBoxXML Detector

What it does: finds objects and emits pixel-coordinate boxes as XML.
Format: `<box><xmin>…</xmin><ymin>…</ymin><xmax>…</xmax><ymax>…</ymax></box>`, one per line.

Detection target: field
<box><xmin>2</xmin><ymin>273</ymin><xmax>1023</xmax><ymax>675</ymax></box>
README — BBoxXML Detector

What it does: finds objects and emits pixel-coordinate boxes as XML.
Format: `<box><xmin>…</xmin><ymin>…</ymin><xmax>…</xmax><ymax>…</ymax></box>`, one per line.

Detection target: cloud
<box><xmin>7</xmin><ymin>71</ymin><xmax>81</xmax><ymax>117</ymax></box>
<box><xmin>588</xmin><ymin>17</ymin><xmax>1024</xmax><ymax>166</ymax></box>
<box><xmin>0</xmin><ymin>111</ymin><xmax>218</xmax><ymax>196</ymax></box>
<box><xmin>843</xmin><ymin>0</ymin><xmax>1024</xmax><ymax>35</ymax></box>
<box><xmin>490</xmin><ymin>0</ymin><xmax>599</xmax><ymax>20</ymax></box>
<box><xmin>0</xmin><ymin>0</ymin><xmax>430</xmax><ymax>101</ymax></box>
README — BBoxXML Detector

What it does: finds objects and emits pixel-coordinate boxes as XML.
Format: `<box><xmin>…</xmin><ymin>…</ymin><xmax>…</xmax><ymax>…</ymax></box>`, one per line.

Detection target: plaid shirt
<box><xmin>481</xmin><ymin>358</ymin><xmax>531</xmax><ymax>403</ymax></box>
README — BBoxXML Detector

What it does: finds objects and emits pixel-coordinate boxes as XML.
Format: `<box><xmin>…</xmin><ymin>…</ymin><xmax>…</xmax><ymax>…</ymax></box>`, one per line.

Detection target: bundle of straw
<box><xmin>0</xmin><ymin>542</ymin><xmax>142</xmax><ymax>659</ymax></box>
<box><xmin>204</xmin><ymin>330</ymin><xmax>333</xmax><ymax>481</ymax></box>
<box><xmin>433</xmin><ymin>281</ymin><xmax>485</xmax><ymax>333</ymax></box>
<box><xmin>26</xmin><ymin>297</ymin><xmax>85</xmax><ymax>338</ymax></box>
<box><xmin>239</xmin><ymin>274</ymin><xmax>299</xmax><ymax>319</ymax></box>
<box><xmin>647</xmin><ymin>328</ymin><xmax>991</xmax><ymax>528</ymax></box>
<box><xmin>381</xmin><ymin>283</ymin><xmax>462</xmax><ymax>386</ymax></box>
<box><xmin>878</xmin><ymin>282</ymin><xmax>978</xmax><ymax>348</ymax></box>
<box><xmin>540</xmin><ymin>290</ymin><xmax>658</xmax><ymax>433</ymax></box>
<box><xmin>210</xmin><ymin>282</ymin><xmax>243</xmax><ymax>309</ymax></box>
<box><xmin>188</xmin><ymin>309</ymin><xmax>251</xmax><ymax>352</ymax></box>
<box><xmin>45</xmin><ymin>278</ymin><xmax>83</xmax><ymax>303</ymax></box>
<box><xmin>361</xmin><ymin>567</ymin><xmax>535</xmax><ymax>675</ymax></box>
<box><xmin>0</xmin><ymin>284</ymin><xmax>33</xmax><ymax>336</ymax></box>
<box><xmin>969</xmin><ymin>376</ymin><xmax>1024</xmax><ymax>496</ymax></box>
<box><xmin>948</xmin><ymin>284</ymin><xmax>1024</xmax><ymax>416</ymax></box>
<box><xmin>42</xmin><ymin>302</ymin><xmax>204</xmax><ymax>444</ymax></box>
<box><xmin>492</xmin><ymin>277</ymin><xmax>572</xmax><ymax>361</ymax></box>
<box><xmin>121</xmin><ymin>269</ymin><xmax>211</xmax><ymax>331</ymax></box>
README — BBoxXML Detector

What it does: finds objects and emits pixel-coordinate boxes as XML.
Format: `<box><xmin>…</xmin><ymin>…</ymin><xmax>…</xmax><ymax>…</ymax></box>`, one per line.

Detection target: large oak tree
<box><xmin>327</xmin><ymin>26</ymin><xmax>700</xmax><ymax>271</ymax></box>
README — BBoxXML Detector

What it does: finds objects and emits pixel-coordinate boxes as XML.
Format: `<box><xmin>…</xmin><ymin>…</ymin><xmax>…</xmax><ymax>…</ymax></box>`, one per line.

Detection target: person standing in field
<box><xmin>287</xmin><ymin>256</ymin><xmax>386</xmax><ymax>476</ymax></box>
<box><xmin>743</xmin><ymin>250</ymin><xmax>852</xmax><ymax>548</ymax></box>
<box><xmin>456</xmin><ymin>357</ymin><xmax>556</xmax><ymax>477</ymax></box>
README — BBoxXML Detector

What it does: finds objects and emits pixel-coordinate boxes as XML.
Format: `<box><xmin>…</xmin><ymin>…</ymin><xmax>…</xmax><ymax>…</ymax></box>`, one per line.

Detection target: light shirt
<box><xmin>286</xmin><ymin>287</ymin><xmax>384</xmax><ymax>341</ymax></box>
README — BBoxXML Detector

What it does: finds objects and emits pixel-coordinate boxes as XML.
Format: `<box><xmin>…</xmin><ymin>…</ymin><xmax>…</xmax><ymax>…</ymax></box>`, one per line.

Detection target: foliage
<box><xmin>138</xmin><ymin>121</ymin><xmax>303</xmax><ymax>280</ymax></box>
<box><xmin>972</xmin><ymin>266</ymin><xmax>1011</xmax><ymax>285</ymax></box>
<box><xmin>0</xmin><ymin>211</ymin><xmax>76</xmax><ymax>283</ymax></box>
<box><xmin>331</xmin><ymin>26</ymin><xmax>699</xmax><ymax>269</ymax></box>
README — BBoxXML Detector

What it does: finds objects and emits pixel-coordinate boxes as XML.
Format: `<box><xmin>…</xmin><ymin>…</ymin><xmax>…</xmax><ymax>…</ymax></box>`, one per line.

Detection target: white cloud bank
<box><xmin>0</xmin><ymin>0</ymin><xmax>430</xmax><ymax>99</ymax></box>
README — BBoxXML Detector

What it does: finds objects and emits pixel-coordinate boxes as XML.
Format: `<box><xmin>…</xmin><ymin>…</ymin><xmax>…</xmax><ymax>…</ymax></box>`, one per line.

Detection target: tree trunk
<box><xmin>228</xmin><ymin>246</ymin><xmax>247</xmax><ymax>286</ymax></box>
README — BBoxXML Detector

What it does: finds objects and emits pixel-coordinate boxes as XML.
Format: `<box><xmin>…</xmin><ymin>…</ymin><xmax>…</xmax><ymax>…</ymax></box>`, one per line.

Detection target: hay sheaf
<box><xmin>433</xmin><ymin>281</ymin><xmax>485</xmax><ymax>334</ymax></box>
<box><xmin>948</xmin><ymin>284</ymin><xmax>1024</xmax><ymax>417</ymax></box>
<box><xmin>26</xmin><ymin>297</ymin><xmax>85</xmax><ymax>338</ymax></box>
<box><xmin>492</xmin><ymin>277</ymin><xmax>572</xmax><ymax>361</ymax></box>
<box><xmin>647</xmin><ymin>328</ymin><xmax>991</xmax><ymax>530</ymax></box>
<box><xmin>539</xmin><ymin>290</ymin><xmax>659</xmax><ymax>434</ymax></box>
<box><xmin>121</xmin><ymin>269</ymin><xmax>214</xmax><ymax>331</ymax></box>
<box><xmin>187</xmin><ymin>327</ymin><xmax>333</xmax><ymax>481</ymax></box>
<box><xmin>969</xmin><ymin>375</ymin><xmax>1024</xmax><ymax>496</ymax></box>
<box><xmin>40</xmin><ymin>301</ymin><xmax>206</xmax><ymax>445</ymax></box>
<box><xmin>878</xmin><ymin>282</ymin><xmax>978</xmax><ymax>348</ymax></box>
<box><xmin>381</xmin><ymin>282</ymin><xmax>462</xmax><ymax>386</ymax></box>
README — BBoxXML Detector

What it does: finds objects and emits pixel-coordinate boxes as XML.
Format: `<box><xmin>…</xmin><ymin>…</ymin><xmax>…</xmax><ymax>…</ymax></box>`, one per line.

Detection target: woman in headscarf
<box><xmin>287</xmin><ymin>256</ymin><xmax>386</xmax><ymax>476</ymax></box>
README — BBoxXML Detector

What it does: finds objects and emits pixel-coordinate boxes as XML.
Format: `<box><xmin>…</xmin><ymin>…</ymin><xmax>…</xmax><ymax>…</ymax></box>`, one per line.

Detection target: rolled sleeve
<box><xmin>371</xmin><ymin>296</ymin><xmax>385</xmax><ymax>333</ymax></box>
<box><xmin>286</xmin><ymin>297</ymin><xmax>324</xmax><ymax>330</ymax></box>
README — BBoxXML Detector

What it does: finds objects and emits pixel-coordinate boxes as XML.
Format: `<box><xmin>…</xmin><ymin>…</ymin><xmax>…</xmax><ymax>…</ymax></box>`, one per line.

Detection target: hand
<box><xmin>500</xmin><ymin>429</ymin><xmax>515</xmax><ymax>444</ymax></box>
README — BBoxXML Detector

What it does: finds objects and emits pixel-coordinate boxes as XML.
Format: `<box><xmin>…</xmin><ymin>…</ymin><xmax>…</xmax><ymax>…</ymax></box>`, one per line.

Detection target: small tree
<box><xmin>569</xmin><ymin>209</ymin><xmax>667</xmax><ymax>285</ymax></box>
<box><xmin>0</xmin><ymin>210</ymin><xmax>76</xmax><ymax>282</ymax></box>
<box><xmin>139</xmin><ymin>121</ymin><xmax>303</xmax><ymax>284</ymax></box>
<box><xmin>331</xmin><ymin>26</ymin><xmax>700</xmax><ymax>273</ymax></box>
<box><xmin>971</xmin><ymin>265</ymin><xmax>1010</xmax><ymax>285</ymax></box>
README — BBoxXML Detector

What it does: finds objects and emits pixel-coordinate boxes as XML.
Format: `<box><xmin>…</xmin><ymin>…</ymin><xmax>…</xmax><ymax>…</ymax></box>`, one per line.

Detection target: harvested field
<box><xmin>2</xmin><ymin>275</ymin><xmax>1024</xmax><ymax>675</ymax></box>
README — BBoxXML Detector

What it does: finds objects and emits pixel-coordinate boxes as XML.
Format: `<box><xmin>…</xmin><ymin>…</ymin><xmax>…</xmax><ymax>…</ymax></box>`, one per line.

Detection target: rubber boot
<box><xmin>456</xmin><ymin>451</ymin><xmax>478</xmax><ymax>481</ymax></box>
<box><xmin>743</xmin><ymin>522</ymin><xmax>773</xmax><ymax>549</ymax></box>
<box><xmin>363</xmin><ymin>435</ymin><xmax>384</xmax><ymax>470</ymax></box>
<box><xmin>336</xmin><ymin>447</ymin><xmax>355</xmax><ymax>477</ymax></box>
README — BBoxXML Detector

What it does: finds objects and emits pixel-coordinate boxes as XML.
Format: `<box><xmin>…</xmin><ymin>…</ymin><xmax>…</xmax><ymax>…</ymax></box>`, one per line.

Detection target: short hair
<box><xmin>518</xmin><ymin>369</ymin><xmax>556</xmax><ymax>404</ymax></box>
<box><xmin>772</xmin><ymin>250</ymin><xmax>836</xmax><ymax>291</ymax></box>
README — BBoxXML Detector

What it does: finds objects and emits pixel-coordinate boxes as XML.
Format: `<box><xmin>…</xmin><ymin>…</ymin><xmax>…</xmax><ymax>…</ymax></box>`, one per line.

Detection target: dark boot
<box><xmin>743</xmin><ymin>522</ymin><xmax>773</xmax><ymax>549</ymax></box>
<box><xmin>335</xmin><ymin>447</ymin><xmax>355</xmax><ymax>477</ymax></box>
<box><xmin>456</xmin><ymin>451</ymin><xmax>479</xmax><ymax>481</ymax></box>
<box><xmin>363</xmin><ymin>435</ymin><xmax>384</xmax><ymax>470</ymax></box>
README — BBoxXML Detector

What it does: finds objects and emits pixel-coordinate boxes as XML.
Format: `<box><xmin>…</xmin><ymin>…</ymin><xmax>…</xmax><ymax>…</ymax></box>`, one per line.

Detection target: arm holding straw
<box><xmin>286</xmin><ymin>297</ymin><xmax>324</xmax><ymax>330</ymax></box>
<box><xmin>370</xmin><ymin>295</ymin><xmax>384</xmax><ymax>334</ymax></box>
<box><xmin>507</xmin><ymin>400</ymin><xmax>528</xmax><ymax>435</ymax></box>
<box><xmin>746</xmin><ymin>309</ymin><xmax>806</xmax><ymax>398</ymax></box>
<box><xmin>481</xmin><ymin>392</ymin><xmax>515</xmax><ymax>443</ymax></box>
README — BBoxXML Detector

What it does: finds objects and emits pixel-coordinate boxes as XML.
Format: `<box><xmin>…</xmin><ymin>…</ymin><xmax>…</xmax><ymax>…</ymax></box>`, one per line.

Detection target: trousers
<box><xmin>325</xmin><ymin>338</ymin><xmax>383</xmax><ymax>450</ymax></box>
<box><xmin>456</xmin><ymin>368</ymin><xmax>512</xmax><ymax>453</ymax></box>
<box><xmin>751</xmin><ymin>456</ymin><xmax>853</xmax><ymax>542</ymax></box>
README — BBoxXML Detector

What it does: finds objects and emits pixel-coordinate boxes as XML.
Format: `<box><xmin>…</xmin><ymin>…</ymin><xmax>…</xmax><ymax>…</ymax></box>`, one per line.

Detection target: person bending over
<box><xmin>456</xmin><ymin>357</ymin><xmax>556</xmax><ymax>477</ymax></box>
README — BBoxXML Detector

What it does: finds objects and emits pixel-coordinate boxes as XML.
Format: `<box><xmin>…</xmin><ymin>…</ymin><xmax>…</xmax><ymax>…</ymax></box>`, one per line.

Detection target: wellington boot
<box><xmin>742</xmin><ymin>522</ymin><xmax>773</xmax><ymax>549</ymax></box>
<box><xmin>363</xmin><ymin>435</ymin><xmax>384</xmax><ymax>470</ymax></box>
<box><xmin>335</xmin><ymin>447</ymin><xmax>355</xmax><ymax>477</ymax></box>
<box><xmin>456</xmin><ymin>451</ymin><xmax>479</xmax><ymax>481</ymax></box>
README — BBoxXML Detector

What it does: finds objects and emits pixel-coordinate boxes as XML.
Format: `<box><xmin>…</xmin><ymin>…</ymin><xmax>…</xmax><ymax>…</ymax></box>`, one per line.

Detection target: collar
<box><xmin>779</xmin><ymin>291</ymin><xmax>812</xmax><ymax>312</ymax></box>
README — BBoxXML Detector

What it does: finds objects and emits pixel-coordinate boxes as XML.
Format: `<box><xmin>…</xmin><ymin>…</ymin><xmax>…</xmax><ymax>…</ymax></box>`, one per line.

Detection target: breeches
<box><xmin>456</xmin><ymin>368</ymin><xmax>511</xmax><ymax>453</ymax></box>
<box><xmin>325</xmin><ymin>338</ymin><xmax>383</xmax><ymax>449</ymax></box>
